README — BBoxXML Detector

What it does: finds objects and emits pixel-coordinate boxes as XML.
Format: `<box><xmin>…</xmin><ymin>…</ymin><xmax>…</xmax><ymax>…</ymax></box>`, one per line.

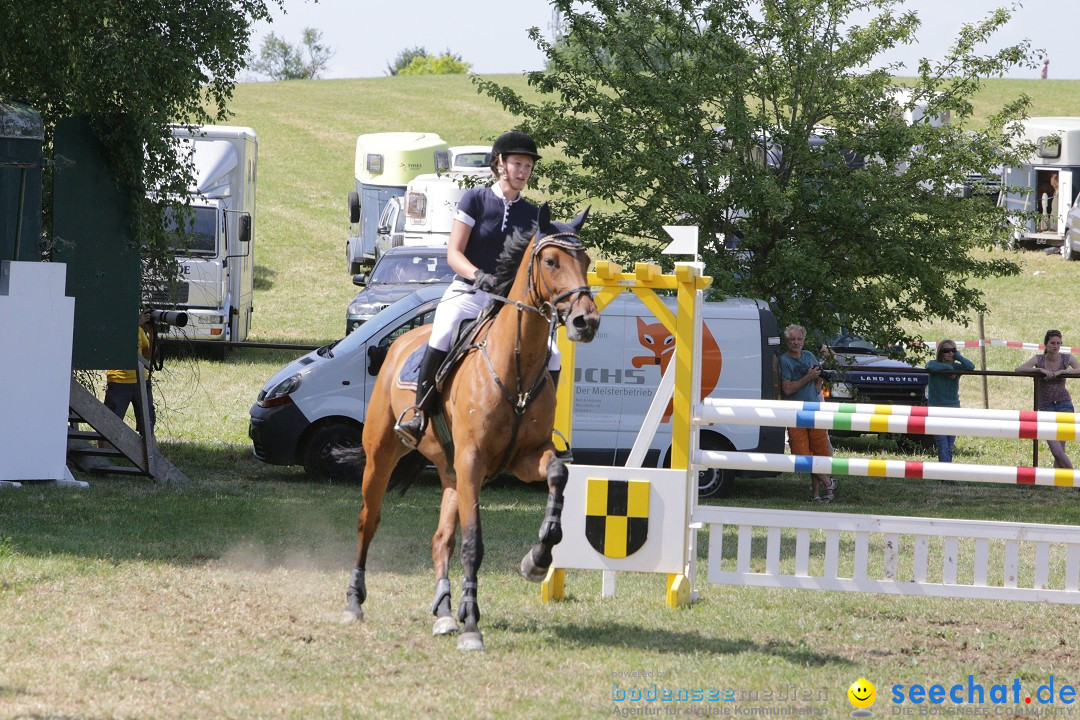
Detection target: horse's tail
<box><xmin>331</xmin><ymin>445</ymin><xmax>365</xmax><ymax>469</ymax></box>
<box><xmin>387</xmin><ymin>451</ymin><xmax>429</xmax><ymax>495</ymax></box>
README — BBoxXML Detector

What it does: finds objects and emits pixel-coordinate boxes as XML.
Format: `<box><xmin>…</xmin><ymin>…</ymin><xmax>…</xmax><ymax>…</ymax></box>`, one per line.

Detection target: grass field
<box><xmin>3</xmin><ymin>74</ymin><xmax>1080</xmax><ymax>719</ymax></box>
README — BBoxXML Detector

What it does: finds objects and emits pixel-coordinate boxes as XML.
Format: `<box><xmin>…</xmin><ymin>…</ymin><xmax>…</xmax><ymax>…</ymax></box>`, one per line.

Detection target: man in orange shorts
<box><xmin>779</xmin><ymin>324</ymin><xmax>836</xmax><ymax>502</ymax></box>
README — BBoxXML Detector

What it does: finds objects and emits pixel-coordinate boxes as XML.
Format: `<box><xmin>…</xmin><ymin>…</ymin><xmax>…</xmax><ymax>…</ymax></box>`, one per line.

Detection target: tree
<box><xmin>475</xmin><ymin>0</ymin><xmax>1037</xmax><ymax>348</ymax></box>
<box><xmin>398</xmin><ymin>51</ymin><xmax>472</xmax><ymax>76</ymax></box>
<box><xmin>250</xmin><ymin>27</ymin><xmax>334</xmax><ymax>80</ymax></box>
<box><xmin>386</xmin><ymin>46</ymin><xmax>430</xmax><ymax>76</ymax></box>
<box><xmin>0</xmin><ymin>0</ymin><xmax>282</xmax><ymax>288</ymax></box>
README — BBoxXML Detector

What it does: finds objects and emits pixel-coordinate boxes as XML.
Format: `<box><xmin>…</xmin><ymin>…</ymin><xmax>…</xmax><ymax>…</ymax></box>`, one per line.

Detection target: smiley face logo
<box><xmin>848</xmin><ymin>678</ymin><xmax>876</xmax><ymax>716</ymax></box>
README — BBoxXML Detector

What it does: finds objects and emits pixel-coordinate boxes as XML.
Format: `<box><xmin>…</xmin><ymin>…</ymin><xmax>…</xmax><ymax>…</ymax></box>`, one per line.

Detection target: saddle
<box><xmin>394</xmin><ymin>303</ymin><xmax>500</xmax><ymax>391</ymax></box>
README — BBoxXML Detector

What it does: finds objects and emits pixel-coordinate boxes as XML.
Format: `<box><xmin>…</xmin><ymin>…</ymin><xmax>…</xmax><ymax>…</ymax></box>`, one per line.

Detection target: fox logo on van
<box><xmin>631</xmin><ymin>317</ymin><xmax>723</xmax><ymax>422</ymax></box>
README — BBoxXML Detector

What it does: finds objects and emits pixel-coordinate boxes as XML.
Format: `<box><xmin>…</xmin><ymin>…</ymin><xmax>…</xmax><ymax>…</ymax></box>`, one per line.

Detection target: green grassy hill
<box><xmin>228</xmin><ymin>73</ymin><xmax>1080</xmax><ymax>345</ymax></box>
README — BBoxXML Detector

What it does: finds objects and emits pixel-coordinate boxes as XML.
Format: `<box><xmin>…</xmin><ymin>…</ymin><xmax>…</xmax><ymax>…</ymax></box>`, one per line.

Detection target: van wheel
<box><xmin>303</xmin><ymin>421</ymin><xmax>363</xmax><ymax>481</ymax></box>
<box><xmin>1063</xmin><ymin>232</ymin><xmax>1075</xmax><ymax>260</ymax></box>
<box><xmin>664</xmin><ymin>433</ymin><xmax>736</xmax><ymax>499</ymax></box>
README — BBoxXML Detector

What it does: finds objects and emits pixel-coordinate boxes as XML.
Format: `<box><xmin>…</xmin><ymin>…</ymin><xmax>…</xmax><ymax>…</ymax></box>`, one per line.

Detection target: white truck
<box><xmin>1001</xmin><ymin>117</ymin><xmax>1080</xmax><ymax>256</ymax></box>
<box><xmin>346</xmin><ymin>132</ymin><xmax>450</xmax><ymax>273</ymax></box>
<box><xmin>160</xmin><ymin>125</ymin><xmax>257</xmax><ymax>342</ymax></box>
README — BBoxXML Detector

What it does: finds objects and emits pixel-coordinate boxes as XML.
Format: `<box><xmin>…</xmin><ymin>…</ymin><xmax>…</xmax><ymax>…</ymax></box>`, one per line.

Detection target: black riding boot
<box><xmin>395</xmin><ymin>346</ymin><xmax>448</xmax><ymax>448</ymax></box>
<box><xmin>549</xmin><ymin>369</ymin><xmax>560</xmax><ymax>392</ymax></box>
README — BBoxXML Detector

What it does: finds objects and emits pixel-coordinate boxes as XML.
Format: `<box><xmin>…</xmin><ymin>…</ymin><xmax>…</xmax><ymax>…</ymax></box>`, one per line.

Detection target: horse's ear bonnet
<box><xmin>536</xmin><ymin>202</ymin><xmax>590</xmax><ymax>248</ymax></box>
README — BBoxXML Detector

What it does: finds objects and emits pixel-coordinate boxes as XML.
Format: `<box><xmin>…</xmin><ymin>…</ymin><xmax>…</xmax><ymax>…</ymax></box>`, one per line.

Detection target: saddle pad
<box><xmin>396</xmin><ymin>346</ymin><xmax>425</xmax><ymax>389</ymax></box>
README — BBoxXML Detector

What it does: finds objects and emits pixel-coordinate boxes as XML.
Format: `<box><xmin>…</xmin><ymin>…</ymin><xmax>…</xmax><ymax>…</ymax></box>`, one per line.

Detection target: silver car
<box><xmin>346</xmin><ymin>246</ymin><xmax>453</xmax><ymax>335</ymax></box>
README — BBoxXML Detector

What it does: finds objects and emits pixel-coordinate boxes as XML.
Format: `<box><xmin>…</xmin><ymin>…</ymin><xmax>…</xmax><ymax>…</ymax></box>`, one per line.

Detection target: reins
<box><xmin>472</xmin><ymin>233</ymin><xmax>593</xmax><ymax>476</ymax></box>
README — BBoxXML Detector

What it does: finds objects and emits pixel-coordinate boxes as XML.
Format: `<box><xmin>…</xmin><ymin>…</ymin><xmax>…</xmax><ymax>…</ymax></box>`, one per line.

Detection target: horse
<box><xmin>342</xmin><ymin>203</ymin><xmax>600</xmax><ymax>651</ymax></box>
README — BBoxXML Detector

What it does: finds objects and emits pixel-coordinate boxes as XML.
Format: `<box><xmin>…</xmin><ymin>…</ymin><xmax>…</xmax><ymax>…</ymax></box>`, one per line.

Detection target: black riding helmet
<box><xmin>489</xmin><ymin>130</ymin><xmax>542</xmax><ymax>172</ymax></box>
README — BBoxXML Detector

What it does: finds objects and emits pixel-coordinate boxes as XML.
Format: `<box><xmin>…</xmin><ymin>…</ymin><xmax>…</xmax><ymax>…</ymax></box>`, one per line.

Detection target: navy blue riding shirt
<box><xmin>453</xmin><ymin>183</ymin><xmax>539</xmax><ymax>276</ymax></box>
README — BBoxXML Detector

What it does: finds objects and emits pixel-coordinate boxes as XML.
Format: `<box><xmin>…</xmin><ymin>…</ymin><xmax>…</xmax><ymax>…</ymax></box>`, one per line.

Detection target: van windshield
<box><xmin>165</xmin><ymin>206</ymin><xmax>217</xmax><ymax>256</ymax></box>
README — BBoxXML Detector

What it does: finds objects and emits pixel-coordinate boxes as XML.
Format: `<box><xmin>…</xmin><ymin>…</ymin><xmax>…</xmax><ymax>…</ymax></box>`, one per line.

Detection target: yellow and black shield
<box><xmin>584</xmin><ymin>478</ymin><xmax>649</xmax><ymax>558</ymax></box>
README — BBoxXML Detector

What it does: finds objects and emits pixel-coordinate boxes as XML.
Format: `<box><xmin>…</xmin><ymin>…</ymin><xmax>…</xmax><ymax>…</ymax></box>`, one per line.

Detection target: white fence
<box><xmin>693</xmin><ymin>505</ymin><xmax>1080</xmax><ymax>604</ymax></box>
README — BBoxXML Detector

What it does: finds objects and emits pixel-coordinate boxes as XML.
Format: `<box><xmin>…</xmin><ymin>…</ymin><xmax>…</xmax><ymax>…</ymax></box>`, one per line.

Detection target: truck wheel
<box><xmin>1063</xmin><ymin>231</ymin><xmax>1075</xmax><ymax>261</ymax></box>
<box><xmin>302</xmin><ymin>421</ymin><xmax>363</xmax><ymax>481</ymax></box>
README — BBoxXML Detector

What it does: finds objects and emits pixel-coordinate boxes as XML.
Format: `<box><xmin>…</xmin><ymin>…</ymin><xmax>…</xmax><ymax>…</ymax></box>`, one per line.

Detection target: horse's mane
<box><xmin>490</xmin><ymin>224</ymin><xmax>537</xmax><ymax>301</ymax></box>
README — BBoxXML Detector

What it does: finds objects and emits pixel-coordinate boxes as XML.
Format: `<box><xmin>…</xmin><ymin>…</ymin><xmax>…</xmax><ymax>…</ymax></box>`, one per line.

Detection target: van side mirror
<box><xmin>239</xmin><ymin>214</ymin><xmax>252</xmax><ymax>244</ymax></box>
<box><xmin>352</xmin><ymin>273</ymin><xmax>367</xmax><ymax>287</ymax></box>
<box><xmin>367</xmin><ymin>345</ymin><xmax>388</xmax><ymax>375</ymax></box>
<box><xmin>377</xmin><ymin>224</ymin><xmax>389</xmax><ymax>235</ymax></box>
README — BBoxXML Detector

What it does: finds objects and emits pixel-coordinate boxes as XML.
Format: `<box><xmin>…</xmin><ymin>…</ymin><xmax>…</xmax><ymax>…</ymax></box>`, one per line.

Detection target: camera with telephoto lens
<box><xmin>814</xmin><ymin>365</ymin><xmax>833</xmax><ymax>381</ymax></box>
<box><xmin>149</xmin><ymin>309</ymin><xmax>188</xmax><ymax>327</ymax></box>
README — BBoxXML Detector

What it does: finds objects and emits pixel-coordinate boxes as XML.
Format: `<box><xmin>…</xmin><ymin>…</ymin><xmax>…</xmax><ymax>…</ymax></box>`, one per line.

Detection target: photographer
<box><xmin>779</xmin><ymin>324</ymin><xmax>836</xmax><ymax>503</ymax></box>
<box><xmin>103</xmin><ymin>308</ymin><xmax>157</xmax><ymax>436</ymax></box>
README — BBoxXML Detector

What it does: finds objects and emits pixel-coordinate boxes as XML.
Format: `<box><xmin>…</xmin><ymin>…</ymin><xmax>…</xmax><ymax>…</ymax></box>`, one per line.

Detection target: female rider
<box><xmin>396</xmin><ymin>130</ymin><xmax>556</xmax><ymax>447</ymax></box>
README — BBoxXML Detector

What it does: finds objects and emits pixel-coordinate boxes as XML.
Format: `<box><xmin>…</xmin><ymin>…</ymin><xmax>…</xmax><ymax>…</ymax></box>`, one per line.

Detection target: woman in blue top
<box><xmin>925</xmin><ymin>340</ymin><xmax>974</xmax><ymax>463</ymax></box>
<box><xmin>396</xmin><ymin>130</ymin><xmax>548</xmax><ymax>447</ymax></box>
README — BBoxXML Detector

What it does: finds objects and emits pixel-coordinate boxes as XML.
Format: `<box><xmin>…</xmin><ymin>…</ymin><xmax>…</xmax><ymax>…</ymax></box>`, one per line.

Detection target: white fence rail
<box><xmin>692</xmin><ymin>505</ymin><xmax>1080</xmax><ymax>603</ymax></box>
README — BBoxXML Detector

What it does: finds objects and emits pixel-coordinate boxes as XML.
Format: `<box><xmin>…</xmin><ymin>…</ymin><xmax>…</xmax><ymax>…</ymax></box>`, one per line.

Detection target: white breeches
<box><xmin>427</xmin><ymin>280</ymin><xmax>560</xmax><ymax>370</ymax></box>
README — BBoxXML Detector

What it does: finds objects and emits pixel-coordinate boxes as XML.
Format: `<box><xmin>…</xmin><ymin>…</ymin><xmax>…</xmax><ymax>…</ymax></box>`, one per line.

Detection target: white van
<box><xmin>248</xmin><ymin>287</ymin><xmax>783</xmax><ymax>496</ymax></box>
<box><xmin>373</xmin><ymin>172</ymin><xmax>471</xmax><ymax>259</ymax></box>
<box><xmin>1001</xmin><ymin>117</ymin><xmax>1080</xmax><ymax>256</ymax></box>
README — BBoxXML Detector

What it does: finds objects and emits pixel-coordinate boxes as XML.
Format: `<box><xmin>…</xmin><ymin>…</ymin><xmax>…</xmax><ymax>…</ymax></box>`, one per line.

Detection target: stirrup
<box><xmin>394</xmin><ymin>406</ymin><xmax>426</xmax><ymax>449</ymax></box>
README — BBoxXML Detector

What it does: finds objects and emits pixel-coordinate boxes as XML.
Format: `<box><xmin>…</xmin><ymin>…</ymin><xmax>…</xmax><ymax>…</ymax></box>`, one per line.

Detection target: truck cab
<box><xmin>160</xmin><ymin>125</ymin><xmax>256</xmax><ymax>343</ymax></box>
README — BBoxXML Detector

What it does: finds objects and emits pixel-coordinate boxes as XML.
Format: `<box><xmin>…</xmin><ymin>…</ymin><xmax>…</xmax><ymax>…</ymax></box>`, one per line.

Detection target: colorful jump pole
<box><xmin>698</xmin><ymin>397</ymin><xmax>1080</xmax><ymax>426</ymax></box>
<box><xmin>694</xmin><ymin>449</ymin><xmax>1080</xmax><ymax>487</ymax></box>
<box><xmin>697</xmin><ymin>405</ymin><xmax>1080</xmax><ymax>442</ymax></box>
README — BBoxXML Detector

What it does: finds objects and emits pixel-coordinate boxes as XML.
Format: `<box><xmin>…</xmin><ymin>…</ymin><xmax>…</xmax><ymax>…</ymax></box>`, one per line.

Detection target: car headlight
<box><xmin>198</xmin><ymin>314</ymin><xmax>225</xmax><ymax>325</ymax></box>
<box><xmin>829</xmin><ymin>382</ymin><xmax>855</xmax><ymax>399</ymax></box>
<box><xmin>347</xmin><ymin>300</ymin><xmax>388</xmax><ymax>321</ymax></box>
<box><xmin>259</xmin><ymin>373</ymin><xmax>302</xmax><ymax>408</ymax></box>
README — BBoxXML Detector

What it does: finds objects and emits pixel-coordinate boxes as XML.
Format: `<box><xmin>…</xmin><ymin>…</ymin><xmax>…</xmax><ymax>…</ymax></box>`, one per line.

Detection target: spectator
<box><xmin>779</xmin><ymin>324</ymin><xmax>836</xmax><ymax>502</ymax></box>
<box><xmin>103</xmin><ymin>309</ymin><xmax>156</xmax><ymax>436</ymax></box>
<box><xmin>1041</xmin><ymin>57</ymin><xmax>1049</xmax><ymax>80</ymax></box>
<box><xmin>1016</xmin><ymin>329</ymin><xmax>1079</xmax><ymax>469</ymax></box>
<box><xmin>925</xmin><ymin>340</ymin><xmax>974</xmax><ymax>463</ymax></box>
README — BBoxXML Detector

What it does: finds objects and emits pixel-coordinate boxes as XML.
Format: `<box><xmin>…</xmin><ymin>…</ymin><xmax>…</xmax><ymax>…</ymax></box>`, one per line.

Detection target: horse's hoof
<box><xmin>432</xmin><ymin>616</ymin><xmax>460</xmax><ymax>636</ymax></box>
<box><xmin>340</xmin><ymin>606</ymin><xmax>364</xmax><ymax>623</ymax></box>
<box><xmin>457</xmin><ymin>631</ymin><xmax>484</xmax><ymax>651</ymax></box>
<box><xmin>520</xmin><ymin>550</ymin><xmax>549</xmax><ymax>583</ymax></box>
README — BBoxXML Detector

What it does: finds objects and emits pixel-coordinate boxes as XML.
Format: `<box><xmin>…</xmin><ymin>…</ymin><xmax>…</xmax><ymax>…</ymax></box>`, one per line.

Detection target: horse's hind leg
<box><xmin>430</xmin><ymin>481</ymin><xmax>459</xmax><ymax>636</ymax></box>
<box><xmin>518</xmin><ymin>450</ymin><xmax>567</xmax><ymax>582</ymax></box>
<box><xmin>343</xmin><ymin>417</ymin><xmax>406</xmax><ymax>623</ymax></box>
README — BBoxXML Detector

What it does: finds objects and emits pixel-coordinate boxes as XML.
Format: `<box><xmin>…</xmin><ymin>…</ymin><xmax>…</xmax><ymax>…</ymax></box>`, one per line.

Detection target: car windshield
<box><xmin>829</xmin><ymin>333</ymin><xmax>880</xmax><ymax>355</ymax></box>
<box><xmin>369</xmin><ymin>253</ymin><xmax>454</xmax><ymax>284</ymax></box>
<box><xmin>453</xmin><ymin>152</ymin><xmax>490</xmax><ymax>169</ymax></box>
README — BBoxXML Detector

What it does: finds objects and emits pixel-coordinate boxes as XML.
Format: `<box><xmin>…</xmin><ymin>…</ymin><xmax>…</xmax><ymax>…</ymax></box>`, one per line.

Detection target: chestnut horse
<box><xmin>343</xmin><ymin>204</ymin><xmax>600</xmax><ymax>651</ymax></box>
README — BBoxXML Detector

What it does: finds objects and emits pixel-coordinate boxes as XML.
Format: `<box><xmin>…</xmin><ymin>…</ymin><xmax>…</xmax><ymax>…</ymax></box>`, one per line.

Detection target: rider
<box><xmin>395</xmin><ymin>130</ymin><xmax>559</xmax><ymax>448</ymax></box>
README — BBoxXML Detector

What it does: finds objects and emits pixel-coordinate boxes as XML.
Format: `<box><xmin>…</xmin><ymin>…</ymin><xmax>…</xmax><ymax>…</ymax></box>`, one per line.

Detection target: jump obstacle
<box><xmin>546</xmin><ymin>255</ymin><xmax>1080</xmax><ymax>607</ymax></box>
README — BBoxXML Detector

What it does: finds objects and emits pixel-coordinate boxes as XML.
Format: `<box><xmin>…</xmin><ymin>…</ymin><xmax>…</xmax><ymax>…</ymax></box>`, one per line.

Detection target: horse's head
<box><xmin>531</xmin><ymin>203</ymin><xmax>600</xmax><ymax>342</ymax></box>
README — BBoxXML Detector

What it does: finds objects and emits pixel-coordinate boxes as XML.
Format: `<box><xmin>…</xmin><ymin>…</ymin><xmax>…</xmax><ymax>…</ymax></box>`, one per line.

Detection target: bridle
<box><xmin>471</xmin><ymin>232</ymin><xmax>594</xmax><ymax>476</ymax></box>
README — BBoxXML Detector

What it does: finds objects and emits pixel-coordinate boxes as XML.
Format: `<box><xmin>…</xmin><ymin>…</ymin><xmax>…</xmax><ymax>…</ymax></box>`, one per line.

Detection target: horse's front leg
<box><xmin>431</xmin><ymin>482</ymin><xmax>459</xmax><ymax>636</ymax></box>
<box><xmin>454</xmin><ymin>454</ymin><xmax>485</xmax><ymax>651</ymax></box>
<box><xmin>519</xmin><ymin>449</ymin><xmax>567</xmax><ymax>582</ymax></box>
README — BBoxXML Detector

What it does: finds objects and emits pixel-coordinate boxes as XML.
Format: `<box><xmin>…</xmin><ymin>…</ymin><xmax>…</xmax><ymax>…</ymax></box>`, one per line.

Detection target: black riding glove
<box><xmin>473</xmin><ymin>270</ymin><xmax>498</xmax><ymax>293</ymax></box>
